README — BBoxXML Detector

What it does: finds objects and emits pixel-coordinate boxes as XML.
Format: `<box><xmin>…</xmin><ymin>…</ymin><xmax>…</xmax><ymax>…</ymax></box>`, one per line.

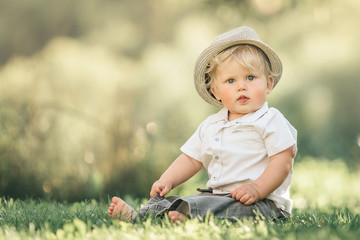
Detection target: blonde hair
<box><xmin>205</xmin><ymin>44</ymin><xmax>277</xmax><ymax>94</ymax></box>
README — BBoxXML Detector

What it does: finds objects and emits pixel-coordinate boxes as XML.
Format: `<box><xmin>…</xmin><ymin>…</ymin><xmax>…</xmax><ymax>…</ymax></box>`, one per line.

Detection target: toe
<box><xmin>112</xmin><ymin>197</ymin><xmax>121</xmax><ymax>203</ymax></box>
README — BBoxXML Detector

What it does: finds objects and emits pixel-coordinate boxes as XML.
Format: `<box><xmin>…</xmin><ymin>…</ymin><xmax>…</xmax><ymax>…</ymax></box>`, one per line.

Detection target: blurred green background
<box><xmin>0</xmin><ymin>0</ymin><xmax>359</xmax><ymax>202</ymax></box>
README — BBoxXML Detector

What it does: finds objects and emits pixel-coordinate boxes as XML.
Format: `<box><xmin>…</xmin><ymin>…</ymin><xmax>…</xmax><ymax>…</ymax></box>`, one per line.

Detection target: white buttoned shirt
<box><xmin>180</xmin><ymin>102</ymin><xmax>297</xmax><ymax>213</ymax></box>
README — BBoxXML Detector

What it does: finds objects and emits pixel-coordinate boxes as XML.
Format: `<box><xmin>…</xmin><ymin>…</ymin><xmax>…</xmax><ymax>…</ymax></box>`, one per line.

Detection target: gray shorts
<box><xmin>138</xmin><ymin>191</ymin><xmax>288</xmax><ymax>221</ymax></box>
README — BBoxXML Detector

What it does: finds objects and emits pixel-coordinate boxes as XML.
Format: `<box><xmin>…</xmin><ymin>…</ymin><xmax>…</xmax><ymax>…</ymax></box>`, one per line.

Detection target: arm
<box><xmin>150</xmin><ymin>153</ymin><xmax>203</xmax><ymax>197</ymax></box>
<box><xmin>231</xmin><ymin>145</ymin><xmax>295</xmax><ymax>205</ymax></box>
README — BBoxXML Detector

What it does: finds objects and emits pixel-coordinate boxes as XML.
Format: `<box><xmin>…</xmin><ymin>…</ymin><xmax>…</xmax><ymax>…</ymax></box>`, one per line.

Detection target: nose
<box><xmin>237</xmin><ymin>80</ymin><xmax>246</xmax><ymax>91</ymax></box>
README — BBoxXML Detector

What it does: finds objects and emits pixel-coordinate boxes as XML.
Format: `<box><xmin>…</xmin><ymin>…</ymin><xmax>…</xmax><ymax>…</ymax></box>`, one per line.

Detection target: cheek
<box><xmin>251</xmin><ymin>85</ymin><xmax>268</xmax><ymax>99</ymax></box>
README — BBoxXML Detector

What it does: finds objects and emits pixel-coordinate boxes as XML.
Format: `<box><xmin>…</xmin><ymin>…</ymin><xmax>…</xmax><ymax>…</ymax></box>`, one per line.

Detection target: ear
<box><xmin>210</xmin><ymin>85</ymin><xmax>221</xmax><ymax>101</ymax></box>
<box><xmin>266</xmin><ymin>75</ymin><xmax>275</xmax><ymax>94</ymax></box>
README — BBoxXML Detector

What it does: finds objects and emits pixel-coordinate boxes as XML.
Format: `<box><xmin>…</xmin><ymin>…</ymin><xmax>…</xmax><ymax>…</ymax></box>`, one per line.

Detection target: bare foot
<box><xmin>108</xmin><ymin>197</ymin><xmax>137</xmax><ymax>221</ymax></box>
<box><xmin>168</xmin><ymin>211</ymin><xmax>187</xmax><ymax>223</ymax></box>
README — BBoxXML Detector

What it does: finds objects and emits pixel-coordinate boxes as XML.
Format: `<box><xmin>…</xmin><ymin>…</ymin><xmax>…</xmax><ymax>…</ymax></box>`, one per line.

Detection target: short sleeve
<box><xmin>263</xmin><ymin>110</ymin><xmax>297</xmax><ymax>157</ymax></box>
<box><xmin>180</xmin><ymin>120</ymin><xmax>208</xmax><ymax>162</ymax></box>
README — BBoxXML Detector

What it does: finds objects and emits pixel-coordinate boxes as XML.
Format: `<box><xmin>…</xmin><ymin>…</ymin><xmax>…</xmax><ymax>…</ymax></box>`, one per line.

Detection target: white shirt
<box><xmin>180</xmin><ymin>102</ymin><xmax>297</xmax><ymax>213</ymax></box>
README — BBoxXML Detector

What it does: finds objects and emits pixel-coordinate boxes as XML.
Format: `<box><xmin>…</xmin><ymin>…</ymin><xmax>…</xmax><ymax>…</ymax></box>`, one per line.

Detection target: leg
<box><xmin>138</xmin><ymin>194</ymin><xmax>181</xmax><ymax>219</ymax></box>
<box><xmin>183</xmin><ymin>193</ymin><xmax>287</xmax><ymax>221</ymax></box>
<box><xmin>108</xmin><ymin>197</ymin><xmax>137</xmax><ymax>221</ymax></box>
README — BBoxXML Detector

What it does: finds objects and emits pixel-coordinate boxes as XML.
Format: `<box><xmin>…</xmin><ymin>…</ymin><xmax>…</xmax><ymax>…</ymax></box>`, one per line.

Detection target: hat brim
<box><xmin>194</xmin><ymin>39</ymin><xmax>282</xmax><ymax>107</ymax></box>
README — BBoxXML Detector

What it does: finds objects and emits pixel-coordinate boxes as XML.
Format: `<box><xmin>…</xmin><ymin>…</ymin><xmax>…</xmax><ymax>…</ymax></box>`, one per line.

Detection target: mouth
<box><xmin>237</xmin><ymin>95</ymin><xmax>249</xmax><ymax>103</ymax></box>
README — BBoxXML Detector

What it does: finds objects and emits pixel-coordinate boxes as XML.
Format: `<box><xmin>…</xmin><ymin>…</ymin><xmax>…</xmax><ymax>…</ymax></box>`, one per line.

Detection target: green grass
<box><xmin>1</xmin><ymin>158</ymin><xmax>360</xmax><ymax>239</ymax></box>
<box><xmin>0</xmin><ymin>199</ymin><xmax>359</xmax><ymax>239</ymax></box>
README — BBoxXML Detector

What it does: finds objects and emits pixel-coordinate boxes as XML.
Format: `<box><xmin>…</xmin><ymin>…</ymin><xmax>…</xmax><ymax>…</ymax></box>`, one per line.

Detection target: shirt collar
<box><xmin>210</xmin><ymin>102</ymin><xmax>269</xmax><ymax>124</ymax></box>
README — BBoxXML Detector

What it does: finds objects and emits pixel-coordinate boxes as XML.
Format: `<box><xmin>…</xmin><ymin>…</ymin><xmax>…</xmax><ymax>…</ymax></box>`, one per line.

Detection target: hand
<box><xmin>150</xmin><ymin>179</ymin><xmax>172</xmax><ymax>198</ymax></box>
<box><xmin>230</xmin><ymin>184</ymin><xmax>260</xmax><ymax>205</ymax></box>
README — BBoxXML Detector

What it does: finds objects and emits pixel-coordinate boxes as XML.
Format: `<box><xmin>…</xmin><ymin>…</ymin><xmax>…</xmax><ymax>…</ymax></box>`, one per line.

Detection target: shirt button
<box><xmin>215</xmin><ymin>137</ymin><xmax>220</xmax><ymax>142</ymax></box>
<box><xmin>212</xmin><ymin>176</ymin><xmax>217</xmax><ymax>180</ymax></box>
<box><xmin>214</xmin><ymin>155</ymin><xmax>220</xmax><ymax>160</ymax></box>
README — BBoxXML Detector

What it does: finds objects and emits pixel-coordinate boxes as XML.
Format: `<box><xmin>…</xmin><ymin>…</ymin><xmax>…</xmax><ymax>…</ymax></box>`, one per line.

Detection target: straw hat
<box><xmin>194</xmin><ymin>26</ymin><xmax>283</xmax><ymax>107</ymax></box>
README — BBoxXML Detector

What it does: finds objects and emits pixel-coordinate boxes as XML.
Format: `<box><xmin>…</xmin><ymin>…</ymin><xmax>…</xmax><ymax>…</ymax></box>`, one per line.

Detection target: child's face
<box><xmin>211</xmin><ymin>57</ymin><xmax>274</xmax><ymax>121</ymax></box>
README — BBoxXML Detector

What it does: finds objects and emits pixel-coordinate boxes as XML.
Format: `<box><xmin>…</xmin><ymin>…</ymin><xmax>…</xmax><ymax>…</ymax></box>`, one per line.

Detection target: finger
<box><xmin>150</xmin><ymin>183</ymin><xmax>162</xmax><ymax>196</ymax></box>
<box><xmin>236</xmin><ymin>187</ymin><xmax>248</xmax><ymax>197</ymax></box>
<box><xmin>160</xmin><ymin>185</ymin><xmax>170</xmax><ymax>197</ymax></box>
<box><xmin>150</xmin><ymin>186</ymin><xmax>155</xmax><ymax>197</ymax></box>
<box><xmin>231</xmin><ymin>190</ymin><xmax>240</xmax><ymax>199</ymax></box>
<box><xmin>242</xmin><ymin>190</ymin><xmax>259</xmax><ymax>205</ymax></box>
<box><xmin>150</xmin><ymin>191</ymin><xmax>155</xmax><ymax>198</ymax></box>
<box><xmin>150</xmin><ymin>189</ymin><xmax>160</xmax><ymax>197</ymax></box>
<box><xmin>150</xmin><ymin>188</ymin><xmax>157</xmax><ymax>197</ymax></box>
<box><xmin>234</xmin><ymin>192</ymin><xmax>241</xmax><ymax>201</ymax></box>
<box><xmin>243</xmin><ymin>197</ymin><xmax>255</xmax><ymax>205</ymax></box>
<box><xmin>232</xmin><ymin>191</ymin><xmax>239</xmax><ymax>200</ymax></box>
<box><xmin>240</xmin><ymin>193</ymin><xmax>251</xmax><ymax>204</ymax></box>
<box><xmin>235</xmin><ymin>190</ymin><xmax>246</xmax><ymax>201</ymax></box>
<box><xmin>150</xmin><ymin>185</ymin><xmax>155</xmax><ymax>197</ymax></box>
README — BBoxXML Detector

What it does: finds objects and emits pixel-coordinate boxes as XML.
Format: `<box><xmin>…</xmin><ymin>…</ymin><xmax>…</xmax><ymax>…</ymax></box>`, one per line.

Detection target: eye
<box><xmin>227</xmin><ymin>79</ymin><xmax>235</xmax><ymax>84</ymax></box>
<box><xmin>247</xmin><ymin>75</ymin><xmax>255</xmax><ymax>81</ymax></box>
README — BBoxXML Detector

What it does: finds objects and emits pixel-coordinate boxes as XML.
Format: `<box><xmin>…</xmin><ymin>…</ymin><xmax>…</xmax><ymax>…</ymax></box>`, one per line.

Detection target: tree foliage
<box><xmin>0</xmin><ymin>0</ymin><xmax>359</xmax><ymax>200</ymax></box>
